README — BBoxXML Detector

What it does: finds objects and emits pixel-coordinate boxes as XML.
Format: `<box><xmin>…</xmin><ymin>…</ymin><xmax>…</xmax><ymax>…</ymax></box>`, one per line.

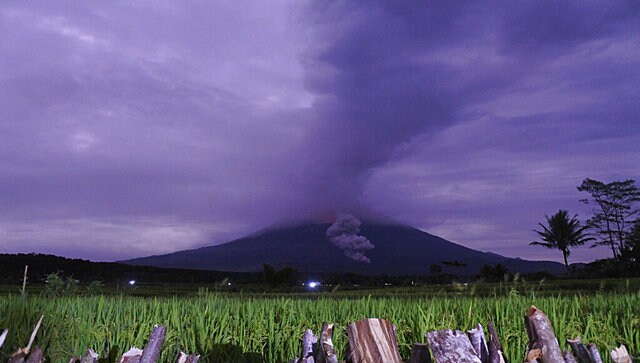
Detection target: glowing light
<box><xmin>307</xmin><ymin>281</ymin><xmax>320</xmax><ymax>289</ymax></box>
<box><xmin>128</xmin><ymin>280</ymin><xmax>136</xmax><ymax>285</ymax></box>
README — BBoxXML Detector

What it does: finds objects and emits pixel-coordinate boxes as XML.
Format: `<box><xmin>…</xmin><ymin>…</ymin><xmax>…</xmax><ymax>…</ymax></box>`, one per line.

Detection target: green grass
<box><xmin>1</xmin><ymin>291</ymin><xmax>638</xmax><ymax>362</ymax></box>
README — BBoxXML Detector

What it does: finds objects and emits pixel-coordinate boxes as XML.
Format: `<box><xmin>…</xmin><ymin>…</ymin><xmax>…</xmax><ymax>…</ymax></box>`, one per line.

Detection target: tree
<box><xmin>530</xmin><ymin>210</ymin><xmax>592</xmax><ymax>269</ymax></box>
<box><xmin>621</xmin><ymin>219</ymin><xmax>640</xmax><ymax>262</ymax></box>
<box><xmin>578</xmin><ymin>178</ymin><xmax>640</xmax><ymax>259</ymax></box>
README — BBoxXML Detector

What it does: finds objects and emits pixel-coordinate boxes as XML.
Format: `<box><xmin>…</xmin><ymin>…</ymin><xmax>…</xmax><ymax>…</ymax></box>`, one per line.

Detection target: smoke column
<box><xmin>326</xmin><ymin>214</ymin><xmax>375</xmax><ymax>263</ymax></box>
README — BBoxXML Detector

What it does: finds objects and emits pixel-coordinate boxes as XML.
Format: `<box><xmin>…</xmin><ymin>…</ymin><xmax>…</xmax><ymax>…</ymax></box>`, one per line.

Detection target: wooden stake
<box><xmin>316</xmin><ymin>323</ymin><xmax>338</xmax><ymax>363</ymax></box>
<box><xmin>524</xmin><ymin>306</ymin><xmax>563</xmax><ymax>363</ymax></box>
<box><xmin>0</xmin><ymin>328</ymin><xmax>8</xmax><ymax>350</ymax></box>
<box><xmin>80</xmin><ymin>349</ymin><xmax>99</xmax><ymax>363</ymax></box>
<box><xmin>426</xmin><ymin>329</ymin><xmax>482</xmax><ymax>363</ymax></box>
<box><xmin>486</xmin><ymin>322</ymin><xmax>507</xmax><ymax>363</ymax></box>
<box><xmin>119</xmin><ymin>347</ymin><xmax>143</xmax><ymax>363</ymax></box>
<box><xmin>22</xmin><ymin>265</ymin><xmax>28</xmax><ymax>296</ymax></box>
<box><xmin>25</xmin><ymin>346</ymin><xmax>42</xmax><ymax>363</ymax></box>
<box><xmin>176</xmin><ymin>352</ymin><xmax>200</xmax><ymax>363</ymax></box>
<box><xmin>610</xmin><ymin>345</ymin><xmax>631</xmax><ymax>363</ymax></box>
<box><xmin>586</xmin><ymin>344</ymin><xmax>603</xmax><ymax>363</ymax></box>
<box><xmin>567</xmin><ymin>337</ymin><xmax>593</xmax><ymax>363</ymax></box>
<box><xmin>409</xmin><ymin>343</ymin><xmax>432</xmax><ymax>363</ymax></box>
<box><xmin>298</xmin><ymin>329</ymin><xmax>317</xmax><ymax>363</ymax></box>
<box><xmin>140</xmin><ymin>325</ymin><xmax>166</xmax><ymax>363</ymax></box>
<box><xmin>467</xmin><ymin>323</ymin><xmax>489</xmax><ymax>363</ymax></box>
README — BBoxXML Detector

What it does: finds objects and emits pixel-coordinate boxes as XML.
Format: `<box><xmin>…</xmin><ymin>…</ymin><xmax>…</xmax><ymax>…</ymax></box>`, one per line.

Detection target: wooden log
<box><xmin>119</xmin><ymin>348</ymin><xmax>143</xmax><ymax>363</ymax></box>
<box><xmin>80</xmin><ymin>349</ymin><xmax>99</xmax><ymax>363</ymax></box>
<box><xmin>610</xmin><ymin>345</ymin><xmax>631</xmax><ymax>363</ymax></box>
<box><xmin>567</xmin><ymin>338</ymin><xmax>593</xmax><ymax>363</ymax></box>
<box><xmin>409</xmin><ymin>343</ymin><xmax>432</xmax><ymax>363</ymax></box>
<box><xmin>176</xmin><ymin>352</ymin><xmax>200</xmax><ymax>363</ymax></box>
<box><xmin>7</xmin><ymin>350</ymin><xmax>26</xmax><ymax>363</ymax></box>
<box><xmin>563</xmin><ymin>350</ymin><xmax>577</xmax><ymax>363</ymax></box>
<box><xmin>347</xmin><ymin>318</ymin><xmax>403</xmax><ymax>363</ymax></box>
<box><xmin>315</xmin><ymin>323</ymin><xmax>339</xmax><ymax>363</ymax></box>
<box><xmin>344</xmin><ymin>341</ymin><xmax>352</xmax><ymax>363</ymax></box>
<box><xmin>487</xmin><ymin>322</ymin><xmax>507</xmax><ymax>363</ymax></box>
<box><xmin>524</xmin><ymin>306</ymin><xmax>564</xmax><ymax>363</ymax></box>
<box><xmin>426</xmin><ymin>329</ymin><xmax>481</xmax><ymax>363</ymax></box>
<box><xmin>467</xmin><ymin>323</ymin><xmax>489</xmax><ymax>363</ymax></box>
<box><xmin>25</xmin><ymin>346</ymin><xmax>42</xmax><ymax>363</ymax></box>
<box><xmin>586</xmin><ymin>344</ymin><xmax>603</xmax><ymax>363</ymax></box>
<box><xmin>0</xmin><ymin>328</ymin><xmax>8</xmax><ymax>350</ymax></box>
<box><xmin>139</xmin><ymin>325</ymin><xmax>166</xmax><ymax>363</ymax></box>
<box><xmin>298</xmin><ymin>329</ymin><xmax>317</xmax><ymax>363</ymax></box>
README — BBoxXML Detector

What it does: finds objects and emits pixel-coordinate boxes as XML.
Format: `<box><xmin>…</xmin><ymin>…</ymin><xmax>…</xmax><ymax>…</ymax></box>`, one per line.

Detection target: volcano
<box><xmin>123</xmin><ymin>221</ymin><xmax>565</xmax><ymax>275</ymax></box>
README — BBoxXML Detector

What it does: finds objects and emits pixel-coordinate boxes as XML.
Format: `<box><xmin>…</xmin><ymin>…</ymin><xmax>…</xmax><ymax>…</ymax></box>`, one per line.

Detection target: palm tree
<box><xmin>530</xmin><ymin>210</ymin><xmax>593</xmax><ymax>269</ymax></box>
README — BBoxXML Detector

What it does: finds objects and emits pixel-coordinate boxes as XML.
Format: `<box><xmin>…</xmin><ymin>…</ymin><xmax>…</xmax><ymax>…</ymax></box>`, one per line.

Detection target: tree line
<box><xmin>530</xmin><ymin>178</ymin><xmax>640</xmax><ymax>269</ymax></box>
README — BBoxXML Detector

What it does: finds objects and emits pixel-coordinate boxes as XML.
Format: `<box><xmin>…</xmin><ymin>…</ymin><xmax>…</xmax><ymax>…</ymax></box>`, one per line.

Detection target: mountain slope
<box><xmin>123</xmin><ymin>222</ymin><xmax>565</xmax><ymax>275</ymax></box>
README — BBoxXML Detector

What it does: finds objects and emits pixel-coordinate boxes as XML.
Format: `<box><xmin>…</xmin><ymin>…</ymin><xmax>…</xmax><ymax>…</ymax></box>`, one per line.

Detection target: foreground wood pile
<box><xmin>0</xmin><ymin>305</ymin><xmax>633</xmax><ymax>362</ymax></box>
<box><xmin>0</xmin><ymin>322</ymin><xmax>199</xmax><ymax>363</ymax></box>
<box><xmin>290</xmin><ymin>305</ymin><xmax>633</xmax><ymax>363</ymax></box>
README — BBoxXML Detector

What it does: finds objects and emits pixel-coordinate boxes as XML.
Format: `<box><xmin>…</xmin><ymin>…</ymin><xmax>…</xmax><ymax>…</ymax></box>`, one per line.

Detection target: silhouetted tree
<box><xmin>621</xmin><ymin>219</ymin><xmax>640</xmax><ymax>262</ymax></box>
<box><xmin>530</xmin><ymin>210</ymin><xmax>592</xmax><ymax>269</ymax></box>
<box><xmin>578</xmin><ymin>178</ymin><xmax>640</xmax><ymax>259</ymax></box>
<box><xmin>262</xmin><ymin>264</ymin><xmax>297</xmax><ymax>288</ymax></box>
<box><xmin>480</xmin><ymin>264</ymin><xmax>509</xmax><ymax>282</ymax></box>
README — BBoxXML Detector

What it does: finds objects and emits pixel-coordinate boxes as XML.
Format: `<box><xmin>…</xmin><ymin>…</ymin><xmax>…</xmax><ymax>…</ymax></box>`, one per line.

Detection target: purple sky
<box><xmin>1</xmin><ymin>1</ymin><xmax>639</xmax><ymax>264</ymax></box>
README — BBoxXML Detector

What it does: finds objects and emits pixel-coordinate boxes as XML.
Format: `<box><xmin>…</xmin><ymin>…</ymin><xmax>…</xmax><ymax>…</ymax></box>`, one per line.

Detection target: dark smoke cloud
<box><xmin>326</xmin><ymin>214</ymin><xmax>374</xmax><ymax>263</ymax></box>
<box><xmin>1</xmin><ymin>1</ymin><xmax>638</xmax><ymax>263</ymax></box>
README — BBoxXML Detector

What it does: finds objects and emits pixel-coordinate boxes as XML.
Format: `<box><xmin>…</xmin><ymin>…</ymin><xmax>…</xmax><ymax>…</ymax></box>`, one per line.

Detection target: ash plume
<box><xmin>326</xmin><ymin>214</ymin><xmax>374</xmax><ymax>263</ymax></box>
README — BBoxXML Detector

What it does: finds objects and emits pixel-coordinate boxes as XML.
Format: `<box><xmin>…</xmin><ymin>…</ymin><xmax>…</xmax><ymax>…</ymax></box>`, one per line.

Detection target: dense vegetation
<box><xmin>1</xmin><ymin>288</ymin><xmax>638</xmax><ymax>363</ymax></box>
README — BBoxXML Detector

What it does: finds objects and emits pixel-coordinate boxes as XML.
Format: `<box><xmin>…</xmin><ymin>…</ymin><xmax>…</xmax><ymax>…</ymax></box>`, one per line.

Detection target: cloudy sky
<box><xmin>1</xmin><ymin>1</ymin><xmax>639</xmax><ymax>264</ymax></box>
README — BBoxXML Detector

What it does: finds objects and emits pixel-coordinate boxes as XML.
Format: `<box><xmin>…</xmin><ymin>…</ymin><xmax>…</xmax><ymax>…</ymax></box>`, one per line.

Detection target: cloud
<box><xmin>0</xmin><ymin>1</ymin><xmax>639</xmax><ymax>263</ymax></box>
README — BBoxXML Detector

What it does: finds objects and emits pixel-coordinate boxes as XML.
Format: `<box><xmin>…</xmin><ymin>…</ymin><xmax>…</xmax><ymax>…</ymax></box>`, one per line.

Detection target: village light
<box><xmin>129</xmin><ymin>280</ymin><xmax>136</xmax><ymax>286</ymax></box>
<box><xmin>306</xmin><ymin>281</ymin><xmax>320</xmax><ymax>289</ymax></box>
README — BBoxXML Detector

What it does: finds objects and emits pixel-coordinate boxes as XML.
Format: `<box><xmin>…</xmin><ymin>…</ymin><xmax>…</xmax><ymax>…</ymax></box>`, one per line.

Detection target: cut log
<box><xmin>567</xmin><ymin>338</ymin><xmax>593</xmax><ymax>363</ymax></box>
<box><xmin>120</xmin><ymin>348</ymin><xmax>143</xmax><ymax>363</ymax></box>
<box><xmin>315</xmin><ymin>323</ymin><xmax>339</xmax><ymax>363</ymax></box>
<box><xmin>610</xmin><ymin>345</ymin><xmax>630</xmax><ymax>363</ymax></box>
<box><xmin>563</xmin><ymin>350</ymin><xmax>577</xmax><ymax>363</ymax></box>
<box><xmin>467</xmin><ymin>323</ymin><xmax>489</xmax><ymax>363</ymax></box>
<box><xmin>525</xmin><ymin>345</ymin><xmax>542</xmax><ymax>363</ymax></box>
<box><xmin>524</xmin><ymin>306</ymin><xmax>564</xmax><ymax>363</ymax></box>
<box><xmin>176</xmin><ymin>352</ymin><xmax>200</xmax><ymax>363</ymax></box>
<box><xmin>347</xmin><ymin>318</ymin><xmax>402</xmax><ymax>363</ymax></box>
<box><xmin>140</xmin><ymin>325</ymin><xmax>166</xmax><ymax>363</ymax></box>
<box><xmin>298</xmin><ymin>329</ymin><xmax>317</xmax><ymax>363</ymax></box>
<box><xmin>426</xmin><ymin>329</ymin><xmax>482</xmax><ymax>363</ymax></box>
<box><xmin>409</xmin><ymin>343</ymin><xmax>432</xmax><ymax>363</ymax></box>
<box><xmin>25</xmin><ymin>346</ymin><xmax>42</xmax><ymax>363</ymax></box>
<box><xmin>487</xmin><ymin>322</ymin><xmax>507</xmax><ymax>363</ymax></box>
<box><xmin>344</xmin><ymin>341</ymin><xmax>352</xmax><ymax>363</ymax></box>
<box><xmin>80</xmin><ymin>348</ymin><xmax>99</xmax><ymax>363</ymax></box>
<box><xmin>0</xmin><ymin>328</ymin><xmax>8</xmax><ymax>350</ymax></box>
<box><xmin>586</xmin><ymin>344</ymin><xmax>603</xmax><ymax>363</ymax></box>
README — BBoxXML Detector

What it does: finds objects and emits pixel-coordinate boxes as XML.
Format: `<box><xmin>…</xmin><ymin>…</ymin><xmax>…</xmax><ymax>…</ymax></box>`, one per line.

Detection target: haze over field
<box><xmin>1</xmin><ymin>1</ymin><xmax>639</xmax><ymax>263</ymax></box>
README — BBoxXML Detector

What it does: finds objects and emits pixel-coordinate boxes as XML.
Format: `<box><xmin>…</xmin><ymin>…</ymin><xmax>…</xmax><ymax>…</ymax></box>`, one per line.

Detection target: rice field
<box><xmin>1</xmin><ymin>291</ymin><xmax>638</xmax><ymax>363</ymax></box>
